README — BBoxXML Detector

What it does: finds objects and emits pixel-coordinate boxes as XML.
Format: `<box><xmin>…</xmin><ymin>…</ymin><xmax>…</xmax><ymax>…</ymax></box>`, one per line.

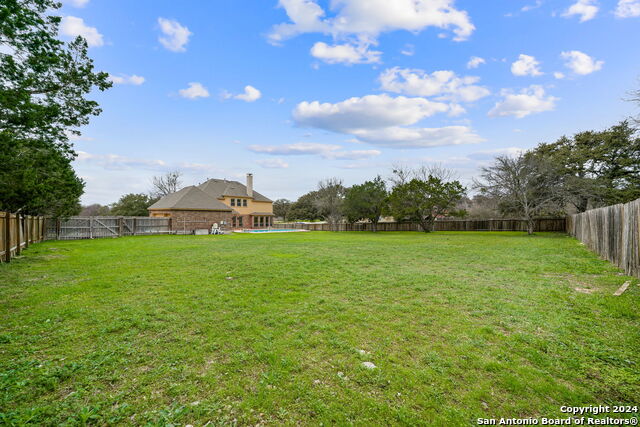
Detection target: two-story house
<box><xmin>148</xmin><ymin>173</ymin><xmax>274</xmax><ymax>231</ymax></box>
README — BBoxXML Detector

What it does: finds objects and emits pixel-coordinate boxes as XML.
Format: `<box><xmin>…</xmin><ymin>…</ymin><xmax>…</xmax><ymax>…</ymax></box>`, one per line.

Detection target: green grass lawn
<box><xmin>1</xmin><ymin>232</ymin><xmax>639</xmax><ymax>426</ymax></box>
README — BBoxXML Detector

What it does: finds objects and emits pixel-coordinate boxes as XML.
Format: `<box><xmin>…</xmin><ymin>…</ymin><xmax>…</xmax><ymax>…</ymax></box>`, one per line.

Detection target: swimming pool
<box><xmin>235</xmin><ymin>228</ymin><xmax>308</xmax><ymax>233</ymax></box>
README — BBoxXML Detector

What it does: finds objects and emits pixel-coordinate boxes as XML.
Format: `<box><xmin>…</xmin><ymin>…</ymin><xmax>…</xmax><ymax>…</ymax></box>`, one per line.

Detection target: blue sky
<box><xmin>58</xmin><ymin>0</ymin><xmax>640</xmax><ymax>204</ymax></box>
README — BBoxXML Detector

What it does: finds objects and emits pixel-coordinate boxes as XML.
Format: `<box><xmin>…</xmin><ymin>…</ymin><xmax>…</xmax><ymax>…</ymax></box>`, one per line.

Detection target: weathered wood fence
<box><xmin>567</xmin><ymin>198</ymin><xmax>640</xmax><ymax>278</ymax></box>
<box><xmin>1</xmin><ymin>212</ymin><xmax>46</xmax><ymax>263</ymax></box>
<box><xmin>44</xmin><ymin>216</ymin><xmax>172</xmax><ymax>240</ymax></box>
<box><xmin>273</xmin><ymin>218</ymin><xmax>567</xmax><ymax>232</ymax></box>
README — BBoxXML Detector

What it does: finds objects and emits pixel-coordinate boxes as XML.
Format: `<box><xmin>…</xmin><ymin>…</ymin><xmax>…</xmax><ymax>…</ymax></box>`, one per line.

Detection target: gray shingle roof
<box><xmin>148</xmin><ymin>186</ymin><xmax>233</xmax><ymax>211</ymax></box>
<box><xmin>198</xmin><ymin>179</ymin><xmax>272</xmax><ymax>202</ymax></box>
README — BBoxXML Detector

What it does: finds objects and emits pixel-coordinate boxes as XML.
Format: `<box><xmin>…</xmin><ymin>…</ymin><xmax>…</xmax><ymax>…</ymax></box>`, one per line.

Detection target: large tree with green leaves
<box><xmin>273</xmin><ymin>198</ymin><xmax>293</xmax><ymax>221</ymax></box>
<box><xmin>0</xmin><ymin>0</ymin><xmax>111</xmax><ymax>217</ymax></box>
<box><xmin>343</xmin><ymin>176</ymin><xmax>387</xmax><ymax>232</ymax></box>
<box><xmin>386</xmin><ymin>176</ymin><xmax>466</xmax><ymax>232</ymax></box>
<box><xmin>288</xmin><ymin>191</ymin><xmax>322</xmax><ymax>221</ymax></box>
<box><xmin>110</xmin><ymin>194</ymin><xmax>156</xmax><ymax>217</ymax></box>
<box><xmin>531</xmin><ymin>121</ymin><xmax>640</xmax><ymax>211</ymax></box>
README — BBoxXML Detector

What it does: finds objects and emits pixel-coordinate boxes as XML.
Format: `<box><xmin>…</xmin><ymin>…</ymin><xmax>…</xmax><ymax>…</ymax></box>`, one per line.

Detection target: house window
<box><xmin>243</xmin><ymin>199</ymin><xmax>247</xmax><ymax>207</ymax></box>
<box><xmin>238</xmin><ymin>216</ymin><xmax>243</xmax><ymax>227</ymax></box>
<box><xmin>230</xmin><ymin>199</ymin><xmax>236</xmax><ymax>206</ymax></box>
<box><xmin>253</xmin><ymin>216</ymin><xmax>258</xmax><ymax>227</ymax></box>
<box><xmin>232</xmin><ymin>216</ymin><xmax>236</xmax><ymax>227</ymax></box>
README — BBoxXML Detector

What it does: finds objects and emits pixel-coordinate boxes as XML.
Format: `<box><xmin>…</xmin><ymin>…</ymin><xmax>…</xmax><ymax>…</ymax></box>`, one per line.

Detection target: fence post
<box><xmin>133</xmin><ymin>218</ymin><xmax>138</xmax><ymax>236</ymax></box>
<box><xmin>4</xmin><ymin>212</ymin><xmax>11</xmax><ymax>263</ymax></box>
<box><xmin>15</xmin><ymin>213</ymin><xmax>21</xmax><ymax>256</ymax></box>
<box><xmin>56</xmin><ymin>218</ymin><xmax>61</xmax><ymax>240</ymax></box>
<box><xmin>118</xmin><ymin>217</ymin><xmax>124</xmax><ymax>237</ymax></box>
<box><xmin>24</xmin><ymin>215</ymin><xmax>30</xmax><ymax>248</ymax></box>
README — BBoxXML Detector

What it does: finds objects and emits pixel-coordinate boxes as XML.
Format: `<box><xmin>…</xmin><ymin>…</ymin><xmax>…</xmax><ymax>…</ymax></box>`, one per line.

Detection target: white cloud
<box><xmin>328</xmin><ymin>149</ymin><xmax>381</xmax><ymax>160</ymax></box>
<box><xmin>108</xmin><ymin>74</ymin><xmax>145</xmax><ymax>85</ymax></box>
<box><xmin>269</xmin><ymin>0</ymin><xmax>475</xmax><ymax>44</ymax></box>
<box><xmin>511</xmin><ymin>54</ymin><xmax>543</xmax><ymax>76</ymax></box>
<box><xmin>563</xmin><ymin>0</ymin><xmax>598</xmax><ymax>22</ymax></box>
<box><xmin>379</xmin><ymin>67</ymin><xmax>490</xmax><ymax>102</ymax></box>
<box><xmin>157</xmin><ymin>18</ymin><xmax>192</xmax><ymax>52</ymax></box>
<box><xmin>179</xmin><ymin>82</ymin><xmax>210</xmax><ymax>99</ymax></box>
<box><xmin>76</xmin><ymin>151</ymin><xmax>167</xmax><ymax>170</ymax></box>
<box><xmin>615</xmin><ymin>0</ymin><xmax>640</xmax><ymax>17</ymax></box>
<box><xmin>256</xmin><ymin>158</ymin><xmax>289</xmax><ymax>168</ymax></box>
<box><xmin>350</xmin><ymin>126</ymin><xmax>484</xmax><ymax>148</ymax></box>
<box><xmin>292</xmin><ymin>94</ymin><xmax>481</xmax><ymax>148</ymax></box>
<box><xmin>293</xmin><ymin>94</ymin><xmax>449</xmax><ymax>133</ymax></box>
<box><xmin>310</xmin><ymin>41</ymin><xmax>381</xmax><ymax>64</ymax></box>
<box><xmin>248</xmin><ymin>142</ymin><xmax>380</xmax><ymax>159</ymax></box>
<box><xmin>60</xmin><ymin>16</ymin><xmax>103</xmax><ymax>47</ymax></box>
<box><xmin>466</xmin><ymin>56</ymin><xmax>485</xmax><ymax>69</ymax></box>
<box><xmin>249</xmin><ymin>142</ymin><xmax>340</xmax><ymax>155</ymax></box>
<box><xmin>560</xmin><ymin>50</ymin><xmax>603</xmax><ymax>75</ymax></box>
<box><xmin>63</xmin><ymin>0</ymin><xmax>89</xmax><ymax>7</ymax></box>
<box><xmin>488</xmin><ymin>85</ymin><xmax>558</xmax><ymax>118</ymax></box>
<box><xmin>553</xmin><ymin>71</ymin><xmax>565</xmax><ymax>79</ymax></box>
<box><xmin>223</xmin><ymin>85</ymin><xmax>262</xmax><ymax>102</ymax></box>
<box><xmin>521</xmin><ymin>0</ymin><xmax>543</xmax><ymax>12</ymax></box>
<box><xmin>401</xmin><ymin>44</ymin><xmax>415</xmax><ymax>56</ymax></box>
<box><xmin>466</xmin><ymin>146</ymin><xmax>527</xmax><ymax>160</ymax></box>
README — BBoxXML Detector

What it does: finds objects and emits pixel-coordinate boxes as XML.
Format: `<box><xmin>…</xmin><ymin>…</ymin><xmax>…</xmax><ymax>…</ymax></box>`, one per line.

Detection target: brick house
<box><xmin>148</xmin><ymin>173</ymin><xmax>274</xmax><ymax>232</ymax></box>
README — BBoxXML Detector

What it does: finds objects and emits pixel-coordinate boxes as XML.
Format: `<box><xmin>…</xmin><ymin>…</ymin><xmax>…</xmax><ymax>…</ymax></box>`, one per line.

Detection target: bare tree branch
<box><xmin>151</xmin><ymin>170</ymin><xmax>183</xmax><ymax>198</ymax></box>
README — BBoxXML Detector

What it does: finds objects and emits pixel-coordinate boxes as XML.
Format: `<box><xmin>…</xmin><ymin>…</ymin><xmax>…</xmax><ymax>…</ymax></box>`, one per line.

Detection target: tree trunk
<box><xmin>419</xmin><ymin>219</ymin><xmax>433</xmax><ymax>232</ymax></box>
<box><xmin>527</xmin><ymin>218</ymin><xmax>535</xmax><ymax>235</ymax></box>
<box><xmin>371</xmin><ymin>221</ymin><xmax>377</xmax><ymax>233</ymax></box>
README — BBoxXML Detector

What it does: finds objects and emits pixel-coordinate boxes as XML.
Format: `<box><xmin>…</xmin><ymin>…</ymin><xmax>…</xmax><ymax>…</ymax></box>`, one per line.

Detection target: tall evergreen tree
<box><xmin>0</xmin><ymin>0</ymin><xmax>111</xmax><ymax>216</ymax></box>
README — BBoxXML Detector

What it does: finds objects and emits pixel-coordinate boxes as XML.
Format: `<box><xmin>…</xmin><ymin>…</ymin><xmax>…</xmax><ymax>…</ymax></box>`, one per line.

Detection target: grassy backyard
<box><xmin>0</xmin><ymin>232</ymin><xmax>638</xmax><ymax>425</ymax></box>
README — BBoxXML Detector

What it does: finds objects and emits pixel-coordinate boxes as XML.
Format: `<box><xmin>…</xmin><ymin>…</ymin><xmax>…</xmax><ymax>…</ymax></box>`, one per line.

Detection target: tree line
<box><xmin>274</xmin><ymin>120</ymin><xmax>640</xmax><ymax>234</ymax></box>
<box><xmin>2</xmin><ymin>1</ymin><xmax>639</xmax><ymax>230</ymax></box>
<box><xmin>79</xmin><ymin>171</ymin><xmax>183</xmax><ymax>216</ymax></box>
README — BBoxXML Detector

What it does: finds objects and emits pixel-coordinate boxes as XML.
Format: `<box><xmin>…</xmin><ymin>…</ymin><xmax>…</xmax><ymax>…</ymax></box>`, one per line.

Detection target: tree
<box><xmin>151</xmin><ymin>170</ymin><xmax>183</xmax><ymax>198</ymax></box>
<box><xmin>110</xmin><ymin>194</ymin><xmax>155</xmax><ymax>217</ymax></box>
<box><xmin>288</xmin><ymin>191</ymin><xmax>322</xmax><ymax>221</ymax></box>
<box><xmin>314</xmin><ymin>178</ymin><xmax>345</xmax><ymax>231</ymax></box>
<box><xmin>387</xmin><ymin>176</ymin><xmax>466</xmax><ymax>232</ymax></box>
<box><xmin>0</xmin><ymin>0</ymin><xmax>111</xmax><ymax>216</ymax></box>
<box><xmin>389</xmin><ymin>163</ymin><xmax>458</xmax><ymax>187</ymax></box>
<box><xmin>343</xmin><ymin>176</ymin><xmax>388</xmax><ymax>232</ymax></box>
<box><xmin>531</xmin><ymin>121</ymin><xmax>640</xmax><ymax>211</ymax></box>
<box><xmin>0</xmin><ymin>139</ymin><xmax>84</xmax><ymax>217</ymax></box>
<box><xmin>464</xmin><ymin>194</ymin><xmax>502</xmax><ymax>219</ymax></box>
<box><xmin>80</xmin><ymin>203</ymin><xmax>111</xmax><ymax>216</ymax></box>
<box><xmin>629</xmin><ymin>84</ymin><xmax>640</xmax><ymax>125</ymax></box>
<box><xmin>273</xmin><ymin>198</ymin><xmax>293</xmax><ymax>221</ymax></box>
<box><xmin>474</xmin><ymin>154</ymin><xmax>564</xmax><ymax>235</ymax></box>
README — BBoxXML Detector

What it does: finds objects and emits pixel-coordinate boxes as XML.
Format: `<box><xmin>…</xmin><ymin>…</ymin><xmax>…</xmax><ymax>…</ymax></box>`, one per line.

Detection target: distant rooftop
<box><xmin>198</xmin><ymin>178</ymin><xmax>272</xmax><ymax>202</ymax></box>
<box><xmin>148</xmin><ymin>186</ymin><xmax>232</xmax><ymax>211</ymax></box>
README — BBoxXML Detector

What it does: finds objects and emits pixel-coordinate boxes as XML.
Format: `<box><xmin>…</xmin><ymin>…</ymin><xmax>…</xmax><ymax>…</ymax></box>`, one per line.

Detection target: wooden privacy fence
<box><xmin>44</xmin><ymin>216</ymin><xmax>172</xmax><ymax>240</ymax></box>
<box><xmin>567</xmin><ymin>198</ymin><xmax>640</xmax><ymax>278</ymax></box>
<box><xmin>273</xmin><ymin>218</ymin><xmax>567</xmax><ymax>232</ymax></box>
<box><xmin>1</xmin><ymin>212</ymin><xmax>46</xmax><ymax>263</ymax></box>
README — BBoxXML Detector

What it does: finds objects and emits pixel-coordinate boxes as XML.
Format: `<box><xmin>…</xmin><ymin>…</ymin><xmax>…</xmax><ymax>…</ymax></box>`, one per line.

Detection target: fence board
<box><xmin>1</xmin><ymin>211</ymin><xmax>46</xmax><ymax>263</ymax></box>
<box><xmin>44</xmin><ymin>216</ymin><xmax>171</xmax><ymax>240</ymax></box>
<box><xmin>567</xmin><ymin>198</ymin><xmax>640</xmax><ymax>278</ymax></box>
<box><xmin>273</xmin><ymin>218</ymin><xmax>566</xmax><ymax>233</ymax></box>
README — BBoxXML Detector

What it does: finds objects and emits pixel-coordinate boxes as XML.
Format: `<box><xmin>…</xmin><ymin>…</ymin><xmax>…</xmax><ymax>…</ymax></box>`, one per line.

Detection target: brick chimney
<box><xmin>246</xmin><ymin>173</ymin><xmax>253</xmax><ymax>197</ymax></box>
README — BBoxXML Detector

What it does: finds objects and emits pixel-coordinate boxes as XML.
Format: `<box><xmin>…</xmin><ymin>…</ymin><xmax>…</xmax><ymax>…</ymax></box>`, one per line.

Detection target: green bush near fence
<box><xmin>0</xmin><ymin>232</ymin><xmax>638</xmax><ymax>425</ymax></box>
